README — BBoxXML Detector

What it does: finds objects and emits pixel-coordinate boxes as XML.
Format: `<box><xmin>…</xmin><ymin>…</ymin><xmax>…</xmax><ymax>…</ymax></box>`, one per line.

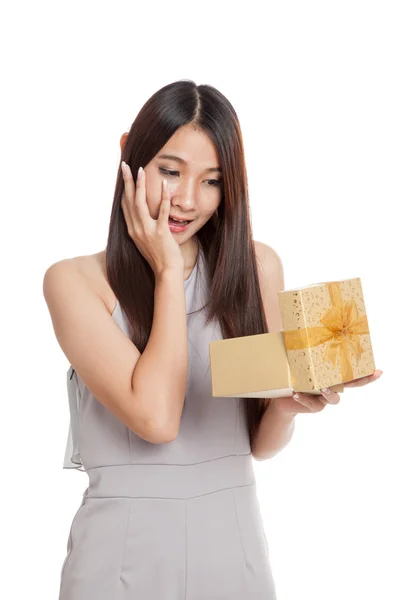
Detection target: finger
<box><xmin>121</xmin><ymin>161</ymin><xmax>136</xmax><ymax>208</ymax></box>
<box><xmin>344</xmin><ymin>370</ymin><xmax>382</xmax><ymax>389</ymax></box>
<box><xmin>319</xmin><ymin>396</ymin><xmax>330</xmax><ymax>406</ymax></box>
<box><xmin>159</xmin><ymin>178</ymin><xmax>170</xmax><ymax>224</ymax></box>
<box><xmin>344</xmin><ymin>376</ymin><xmax>369</xmax><ymax>388</ymax></box>
<box><xmin>121</xmin><ymin>166</ymin><xmax>136</xmax><ymax>235</ymax></box>
<box><xmin>289</xmin><ymin>403</ymin><xmax>313</xmax><ymax>413</ymax></box>
<box><xmin>121</xmin><ymin>162</ymin><xmax>138</xmax><ymax>228</ymax></box>
<box><xmin>320</xmin><ymin>389</ymin><xmax>341</xmax><ymax>405</ymax></box>
<box><xmin>134</xmin><ymin>166</ymin><xmax>151</xmax><ymax>222</ymax></box>
<box><xmin>293</xmin><ymin>393</ymin><xmax>326</xmax><ymax>412</ymax></box>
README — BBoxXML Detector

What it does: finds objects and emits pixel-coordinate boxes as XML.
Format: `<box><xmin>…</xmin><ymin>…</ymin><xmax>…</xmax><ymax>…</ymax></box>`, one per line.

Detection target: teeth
<box><xmin>171</xmin><ymin>217</ymin><xmax>189</xmax><ymax>223</ymax></box>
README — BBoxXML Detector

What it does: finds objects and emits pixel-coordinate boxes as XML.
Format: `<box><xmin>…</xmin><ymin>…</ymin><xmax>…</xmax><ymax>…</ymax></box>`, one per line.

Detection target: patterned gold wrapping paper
<box><xmin>277</xmin><ymin>278</ymin><xmax>376</xmax><ymax>392</ymax></box>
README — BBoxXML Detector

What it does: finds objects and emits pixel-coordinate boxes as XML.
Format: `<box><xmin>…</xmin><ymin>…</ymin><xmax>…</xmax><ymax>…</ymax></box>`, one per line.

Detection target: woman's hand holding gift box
<box><xmin>271</xmin><ymin>369</ymin><xmax>383</xmax><ymax>416</ymax></box>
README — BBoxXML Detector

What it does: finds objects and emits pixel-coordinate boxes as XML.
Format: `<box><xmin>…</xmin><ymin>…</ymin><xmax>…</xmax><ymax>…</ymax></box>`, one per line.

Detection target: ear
<box><xmin>120</xmin><ymin>132</ymin><xmax>129</xmax><ymax>152</ymax></box>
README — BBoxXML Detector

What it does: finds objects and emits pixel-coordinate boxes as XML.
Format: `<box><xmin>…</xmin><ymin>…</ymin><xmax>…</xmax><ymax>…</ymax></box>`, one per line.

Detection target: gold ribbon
<box><xmin>283</xmin><ymin>282</ymin><xmax>370</xmax><ymax>382</ymax></box>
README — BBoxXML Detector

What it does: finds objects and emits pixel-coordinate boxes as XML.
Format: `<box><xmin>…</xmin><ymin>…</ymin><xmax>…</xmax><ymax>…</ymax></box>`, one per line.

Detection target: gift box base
<box><xmin>209</xmin><ymin>332</ymin><xmax>346</xmax><ymax>399</ymax></box>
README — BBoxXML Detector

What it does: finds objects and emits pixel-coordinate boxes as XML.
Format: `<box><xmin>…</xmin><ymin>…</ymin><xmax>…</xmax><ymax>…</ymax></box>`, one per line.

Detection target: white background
<box><xmin>1</xmin><ymin>1</ymin><xmax>398</xmax><ymax>598</ymax></box>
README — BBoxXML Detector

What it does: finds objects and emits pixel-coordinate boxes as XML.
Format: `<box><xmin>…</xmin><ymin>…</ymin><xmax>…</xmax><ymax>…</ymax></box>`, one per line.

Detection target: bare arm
<box><xmin>251</xmin><ymin>401</ymin><xmax>296</xmax><ymax>461</ymax></box>
<box><xmin>43</xmin><ymin>260</ymin><xmax>187</xmax><ymax>444</ymax></box>
<box><xmin>251</xmin><ymin>242</ymin><xmax>296</xmax><ymax>460</ymax></box>
<box><xmin>130</xmin><ymin>267</ymin><xmax>188</xmax><ymax>441</ymax></box>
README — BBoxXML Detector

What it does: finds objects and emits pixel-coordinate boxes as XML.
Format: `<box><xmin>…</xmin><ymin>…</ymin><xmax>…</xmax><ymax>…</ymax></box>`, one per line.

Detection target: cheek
<box><xmin>210</xmin><ymin>202</ymin><xmax>220</xmax><ymax>216</ymax></box>
<box><xmin>149</xmin><ymin>199</ymin><xmax>162</xmax><ymax>220</ymax></box>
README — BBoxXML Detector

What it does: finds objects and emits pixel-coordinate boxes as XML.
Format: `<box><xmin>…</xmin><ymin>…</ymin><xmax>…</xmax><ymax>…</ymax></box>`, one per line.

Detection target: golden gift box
<box><xmin>209</xmin><ymin>277</ymin><xmax>375</xmax><ymax>398</ymax></box>
<box><xmin>210</xmin><ymin>331</ymin><xmax>296</xmax><ymax>399</ymax></box>
<box><xmin>209</xmin><ymin>331</ymin><xmax>345</xmax><ymax>399</ymax></box>
<box><xmin>277</xmin><ymin>277</ymin><xmax>375</xmax><ymax>392</ymax></box>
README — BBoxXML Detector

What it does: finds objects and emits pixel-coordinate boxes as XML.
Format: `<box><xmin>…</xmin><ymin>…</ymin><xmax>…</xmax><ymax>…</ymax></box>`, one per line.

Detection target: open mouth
<box><xmin>168</xmin><ymin>218</ymin><xmax>193</xmax><ymax>231</ymax></box>
<box><xmin>168</xmin><ymin>217</ymin><xmax>192</xmax><ymax>225</ymax></box>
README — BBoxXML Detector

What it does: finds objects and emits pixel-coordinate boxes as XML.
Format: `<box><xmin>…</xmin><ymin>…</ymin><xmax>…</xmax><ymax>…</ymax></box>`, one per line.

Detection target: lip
<box><xmin>169</xmin><ymin>215</ymin><xmax>194</xmax><ymax>222</ymax></box>
<box><xmin>168</xmin><ymin>216</ymin><xmax>194</xmax><ymax>233</ymax></box>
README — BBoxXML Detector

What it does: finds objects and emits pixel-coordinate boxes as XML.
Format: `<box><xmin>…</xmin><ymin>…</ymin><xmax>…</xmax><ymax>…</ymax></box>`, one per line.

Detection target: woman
<box><xmin>44</xmin><ymin>80</ymin><xmax>382</xmax><ymax>599</ymax></box>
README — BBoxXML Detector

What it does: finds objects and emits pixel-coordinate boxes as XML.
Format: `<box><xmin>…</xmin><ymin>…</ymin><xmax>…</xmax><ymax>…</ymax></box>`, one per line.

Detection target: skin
<box><xmin>275</xmin><ymin>369</ymin><xmax>383</xmax><ymax>416</ymax></box>
<box><xmin>251</xmin><ymin>245</ymin><xmax>383</xmax><ymax>458</ymax></box>
<box><xmin>119</xmin><ymin>123</ymin><xmax>223</xmax><ymax>271</ymax></box>
<box><xmin>119</xmin><ymin>124</ymin><xmax>383</xmax><ymax>420</ymax></box>
<box><xmin>251</xmin><ymin>368</ymin><xmax>383</xmax><ymax>460</ymax></box>
<box><xmin>88</xmin><ymin>125</ymin><xmax>382</xmax><ymax>460</ymax></box>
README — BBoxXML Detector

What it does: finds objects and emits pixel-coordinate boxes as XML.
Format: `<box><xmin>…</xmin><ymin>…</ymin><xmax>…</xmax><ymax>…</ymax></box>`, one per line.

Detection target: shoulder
<box><xmin>254</xmin><ymin>240</ymin><xmax>284</xmax><ymax>278</ymax></box>
<box><xmin>43</xmin><ymin>250</ymin><xmax>117</xmax><ymax>316</ymax></box>
<box><xmin>253</xmin><ymin>240</ymin><xmax>285</xmax><ymax>332</ymax></box>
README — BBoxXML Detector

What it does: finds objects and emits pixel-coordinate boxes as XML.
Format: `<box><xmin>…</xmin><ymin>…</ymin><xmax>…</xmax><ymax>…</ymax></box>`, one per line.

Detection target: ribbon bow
<box><xmin>283</xmin><ymin>282</ymin><xmax>370</xmax><ymax>382</ymax></box>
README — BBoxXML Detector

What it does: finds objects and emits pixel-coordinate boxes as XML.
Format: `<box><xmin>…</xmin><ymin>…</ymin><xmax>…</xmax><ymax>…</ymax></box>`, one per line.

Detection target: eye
<box><xmin>158</xmin><ymin>167</ymin><xmax>222</xmax><ymax>187</ymax></box>
<box><xmin>159</xmin><ymin>167</ymin><xmax>179</xmax><ymax>177</ymax></box>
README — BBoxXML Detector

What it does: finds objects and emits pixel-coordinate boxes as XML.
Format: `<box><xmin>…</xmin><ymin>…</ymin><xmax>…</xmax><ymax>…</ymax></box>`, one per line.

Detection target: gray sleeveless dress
<box><xmin>59</xmin><ymin>247</ymin><xmax>277</xmax><ymax>599</ymax></box>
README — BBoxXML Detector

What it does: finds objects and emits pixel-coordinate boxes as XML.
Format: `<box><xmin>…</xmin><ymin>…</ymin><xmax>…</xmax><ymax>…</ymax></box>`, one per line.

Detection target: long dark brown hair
<box><xmin>106</xmin><ymin>79</ymin><xmax>270</xmax><ymax>448</ymax></box>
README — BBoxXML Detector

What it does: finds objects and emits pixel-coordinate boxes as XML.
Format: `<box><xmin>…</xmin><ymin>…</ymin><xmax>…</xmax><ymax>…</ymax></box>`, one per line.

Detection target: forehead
<box><xmin>157</xmin><ymin>125</ymin><xmax>220</xmax><ymax>169</ymax></box>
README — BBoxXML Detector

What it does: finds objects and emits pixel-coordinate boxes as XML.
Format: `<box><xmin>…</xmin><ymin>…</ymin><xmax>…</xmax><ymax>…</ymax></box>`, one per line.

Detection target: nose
<box><xmin>170</xmin><ymin>177</ymin><xmax>197</xmax><ymax>211</ymax></box>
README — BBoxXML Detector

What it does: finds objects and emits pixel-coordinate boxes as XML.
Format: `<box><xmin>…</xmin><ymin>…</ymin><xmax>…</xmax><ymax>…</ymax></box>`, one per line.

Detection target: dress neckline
<box><xmin>184</xmin><ymin>251</ymin><xmax>200</xmax><ymax>285</ymax></box>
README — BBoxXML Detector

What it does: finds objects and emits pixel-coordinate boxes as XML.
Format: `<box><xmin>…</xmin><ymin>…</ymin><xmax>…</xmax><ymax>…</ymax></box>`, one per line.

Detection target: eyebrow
<box><xmin>157</xmin><ymin>153</ymin><xmax>222</xmax><ymax>174</ymax></box>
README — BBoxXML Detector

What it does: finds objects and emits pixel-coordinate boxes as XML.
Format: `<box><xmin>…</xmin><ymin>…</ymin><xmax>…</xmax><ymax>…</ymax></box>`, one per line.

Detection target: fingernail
<box><xmin>293</xmin><ymin>393</ymin><xmax>300</xmax><ymax>399</ymax></box>
<box><xmin>121</xmin><ymin>161</ymin><xmax>126</xmax><ymax>176</ymax></box>
<box><xmin>137</xmin><ymin>166</ymin><xmax>143</xmax><ymax>180</ymax></box>
<box><xmin>322</xmin><ymin>387</ymin><xmax>330</xmax><ymax>394</ymax></box>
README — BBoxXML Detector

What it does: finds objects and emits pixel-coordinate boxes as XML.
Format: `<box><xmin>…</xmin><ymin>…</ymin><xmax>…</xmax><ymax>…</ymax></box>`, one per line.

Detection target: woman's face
<box><xmin>121</xmin><ymin>124</ymin><xmax>223</xmax><ymax>248</ymax></box>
